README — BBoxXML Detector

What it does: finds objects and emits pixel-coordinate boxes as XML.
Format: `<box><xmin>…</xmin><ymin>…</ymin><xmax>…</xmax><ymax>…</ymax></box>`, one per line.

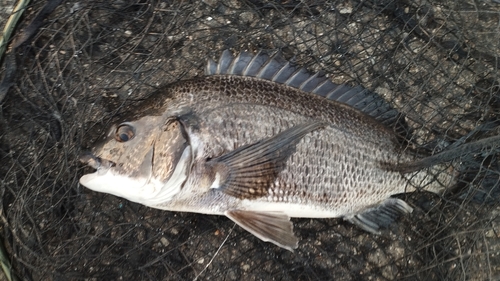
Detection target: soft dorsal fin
<box><xmin>205</xmin><ymin>50</ymin><xmax>409</xmax><ymax>137</ymax></box>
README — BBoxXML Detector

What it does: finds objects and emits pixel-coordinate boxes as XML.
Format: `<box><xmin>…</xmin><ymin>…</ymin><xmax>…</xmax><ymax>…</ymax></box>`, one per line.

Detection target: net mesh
<box><xmin>1</xmin><ymin>0</ymin><xmax>499</xmax><ymax>280</ymax></box>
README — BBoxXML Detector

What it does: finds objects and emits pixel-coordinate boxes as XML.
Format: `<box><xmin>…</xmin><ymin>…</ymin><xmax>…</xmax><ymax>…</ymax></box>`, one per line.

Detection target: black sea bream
<box><xmin>80</xmin><ymin>50</ymin><xmax>458</xmax><ymax>250</ymax></box>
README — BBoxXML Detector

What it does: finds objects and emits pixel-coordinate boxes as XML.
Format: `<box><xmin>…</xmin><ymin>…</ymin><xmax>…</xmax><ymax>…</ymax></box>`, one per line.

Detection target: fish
<box><xmin>79</xmin><ymin>50</ymin><xmax>463</xmax><ymax>251</ymax></box>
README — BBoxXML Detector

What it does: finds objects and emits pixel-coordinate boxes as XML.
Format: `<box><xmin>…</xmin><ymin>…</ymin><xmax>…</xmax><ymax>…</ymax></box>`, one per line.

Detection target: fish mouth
<box><xmin>79</xmin><ymin>152</ymin><xmax>116</xmax><ymax>172</ymax></box>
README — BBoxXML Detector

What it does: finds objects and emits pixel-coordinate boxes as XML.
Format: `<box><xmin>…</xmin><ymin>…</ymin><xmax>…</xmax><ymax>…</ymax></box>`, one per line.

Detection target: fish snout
<box><xmin>79</xmin><ymin>152</ymin><xmax>116</xmax><ymax>170</ymax></box>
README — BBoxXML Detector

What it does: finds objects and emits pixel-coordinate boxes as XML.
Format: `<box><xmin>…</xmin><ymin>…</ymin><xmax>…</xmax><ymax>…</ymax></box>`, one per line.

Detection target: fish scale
<box><xmin>175</xmin><ymin>77</ymin><xmax>416</xmax><ymax>204</ymax></box>
<box><xmin>80</xmin><ymin>50</ymin><xmax>460</xmax><ymax>251</ymax></box>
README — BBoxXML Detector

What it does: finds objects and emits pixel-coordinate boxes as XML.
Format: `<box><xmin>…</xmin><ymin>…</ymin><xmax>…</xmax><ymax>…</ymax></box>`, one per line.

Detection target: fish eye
<box><xmin>115</xmin><ymin>123</ymin><xmax>135</xmax><ymax>142</ymax></box>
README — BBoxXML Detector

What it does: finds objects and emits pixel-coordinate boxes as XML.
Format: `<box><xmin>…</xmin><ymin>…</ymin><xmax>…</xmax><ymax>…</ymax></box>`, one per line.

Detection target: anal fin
<box><xmin>225</xmin><ymin>210</ymin><xmax>298</xmax><ymax>251</ymax></box>
<box><xmin>346</xmin><ymin>198</ymin><xmax>413</xmax><ymax>234</ymax></box>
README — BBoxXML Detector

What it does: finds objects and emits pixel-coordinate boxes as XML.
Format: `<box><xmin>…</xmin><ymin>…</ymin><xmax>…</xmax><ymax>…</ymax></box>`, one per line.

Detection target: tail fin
<box><xmin>456</xmin><ymin>153</ymin><xmax>500</xmax><ymax>204</ymax></box>
<box><xmin>397</xmin><ymin>134</ymin><xmax>500</xmax><ymax>174</ymax></box>
<box><xmin>403</xmin><ymin>162</ymin><xmax>458</xmax><ymax>194</ymax></box>
<box><xmin>399</xmin><ymin>134</ymin><xmax>500</xmax><ymax>197</ymax></box>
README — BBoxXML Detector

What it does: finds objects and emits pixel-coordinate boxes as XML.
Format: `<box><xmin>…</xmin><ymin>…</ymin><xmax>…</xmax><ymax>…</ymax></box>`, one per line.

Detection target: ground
<box><xmin>1</xmin><ymin>0</ymin><xmax>500</xmax><ymax>280</ymax></box>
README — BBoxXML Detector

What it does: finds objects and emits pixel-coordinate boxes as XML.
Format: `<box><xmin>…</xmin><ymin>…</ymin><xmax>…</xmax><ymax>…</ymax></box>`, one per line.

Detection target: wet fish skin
<box><xmin>155</xmin><ymin>74</ymin><xmax>450</xmax><ymax>201</ymax></box>
<box><xmin>80</xmin><ymin>51</ymin><xmax>457</xmax><ymax>251</ymax></box>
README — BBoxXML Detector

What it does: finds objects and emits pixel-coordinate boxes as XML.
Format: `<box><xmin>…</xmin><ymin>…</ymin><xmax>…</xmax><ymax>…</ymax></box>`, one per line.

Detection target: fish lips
<box><xmin>79</xmin><ymin>152</ymin><xmax>116</xmax><ymax>172</ymax></box>
<box><xmin>79</xmin><ymin>152</ymin><xmax>118</xmax><ymax>188</ymax></box>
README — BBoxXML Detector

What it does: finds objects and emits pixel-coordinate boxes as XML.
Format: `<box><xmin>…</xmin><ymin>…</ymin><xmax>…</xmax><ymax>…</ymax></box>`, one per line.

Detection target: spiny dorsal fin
<box><xmin>206</xmin><ymin>50</ymin><xmax>409</xmax><ymax>137</ymax></box>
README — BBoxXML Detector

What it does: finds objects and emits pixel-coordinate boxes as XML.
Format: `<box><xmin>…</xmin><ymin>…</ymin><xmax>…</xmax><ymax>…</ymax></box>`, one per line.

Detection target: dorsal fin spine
<box><xmin>299</xmin><ymin>71</ymin><xmax>319</xmax><ymax>91</ymax></box>
<box><xmin>272</xmin><ymin>61</ymin><xmax>293</xmax><ymax>83</ymax></box>
<box><xmin>242</xmin><ymin>53</ymin><xmax>256</xmax><ymax>76</ymax></box>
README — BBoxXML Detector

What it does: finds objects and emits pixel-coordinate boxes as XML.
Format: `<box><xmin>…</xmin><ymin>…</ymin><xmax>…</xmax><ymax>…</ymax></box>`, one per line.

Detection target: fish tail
<box><xmin>455</xmin><ymin>152</ymin><xmax>500</xmax><ymax>204</ymax></box>
<box><xmin>397</xmin><ymin>134</ymin><xmax>500</xmax><ymax>174</ymax></box>
<box><xmin>404</xmin><ymin>162</ymin><xmax>459</xmax><ymax>194</ymax></box>
<box><xmin>398</xmin><ymin>134</ymin><xmax>500</xmax><ymax>196</ymax></box>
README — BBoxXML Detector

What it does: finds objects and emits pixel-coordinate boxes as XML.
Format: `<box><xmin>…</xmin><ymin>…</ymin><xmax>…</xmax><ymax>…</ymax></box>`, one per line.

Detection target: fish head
<box><xmin>79</xmin><ymin>115</ymin><xmax>191</xmax><ymax>206</ymax></box>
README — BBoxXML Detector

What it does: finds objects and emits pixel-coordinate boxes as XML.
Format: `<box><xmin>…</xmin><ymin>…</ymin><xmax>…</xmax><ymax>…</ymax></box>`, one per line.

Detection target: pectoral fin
<box><xmin>225</xmin><ymin>210</ymin><xmax>298</xmax><ymax>251</ymax></box>
<box><xmin>346</xmin><ymin>198</ymin><xmax>413</xmax><ymax>234</ymax></box>
<box><xmin>208</xmin><ymin>121</ymin><xmax>325</xmax><ymax>199</ymax></box>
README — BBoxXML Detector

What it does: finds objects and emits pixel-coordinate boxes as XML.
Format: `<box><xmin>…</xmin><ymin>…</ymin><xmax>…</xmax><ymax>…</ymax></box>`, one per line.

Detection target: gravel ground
<box><xmin>1</xmin><ymin>0</ymin><xmax>500</xmax><ymax>280</ymax></box>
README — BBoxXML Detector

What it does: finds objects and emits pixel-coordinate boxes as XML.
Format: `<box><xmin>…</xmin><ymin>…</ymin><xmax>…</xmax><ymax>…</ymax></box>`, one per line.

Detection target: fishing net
<box><xmin>1</xmin><ymin>0</ymin><xmax>499</xmax><ymax>280</ymax></box>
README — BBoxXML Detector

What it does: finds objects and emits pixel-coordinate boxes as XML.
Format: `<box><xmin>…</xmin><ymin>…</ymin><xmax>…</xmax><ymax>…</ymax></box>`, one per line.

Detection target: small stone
<box><xmin>160</xmin><ymin>237</ymin><xmax>170</xmax><ymax>247</ymax></box>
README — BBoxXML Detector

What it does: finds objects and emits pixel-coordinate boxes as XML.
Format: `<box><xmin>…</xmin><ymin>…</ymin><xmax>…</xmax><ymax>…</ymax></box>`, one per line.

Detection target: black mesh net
<box><xmin>1</xmin><ymin>0</ymin><xmax>499</xmax><ymax>280</ymax></box>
